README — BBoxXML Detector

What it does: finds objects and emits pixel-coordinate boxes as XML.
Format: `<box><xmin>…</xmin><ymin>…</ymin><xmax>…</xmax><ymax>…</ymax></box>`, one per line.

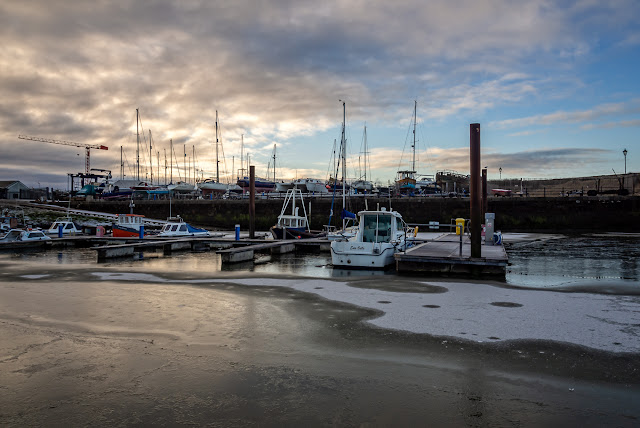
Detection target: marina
<box><xmin>2</xmin><ymin>2</ymin><xmax>640</xmax><ymax>424</ymax></box>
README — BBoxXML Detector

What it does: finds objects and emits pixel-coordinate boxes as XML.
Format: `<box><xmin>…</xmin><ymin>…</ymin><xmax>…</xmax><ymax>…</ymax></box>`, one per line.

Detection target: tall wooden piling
<box><xmin>249</xmin><ymin>165</ymin><xmax>255</xmax><ymax>239</ymax></box>
<box><xmin>470</xmin><ymin>124</ymin><xmax>481</xmax><ymax>258</ymax></box>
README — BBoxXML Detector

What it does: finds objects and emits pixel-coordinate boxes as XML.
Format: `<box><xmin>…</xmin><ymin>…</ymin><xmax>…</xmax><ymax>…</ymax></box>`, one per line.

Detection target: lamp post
<box><xmin>623</xmin><ymin>148</ymin><xmax>627</xmax><ymax>174</ymax></box>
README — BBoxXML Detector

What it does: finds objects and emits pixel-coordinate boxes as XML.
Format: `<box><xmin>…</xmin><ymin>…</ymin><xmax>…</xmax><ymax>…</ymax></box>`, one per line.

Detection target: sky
<box><xmin>1</xmin><ymin>0</ymin><xmax>639</xmax><ymax>190</ymax></box>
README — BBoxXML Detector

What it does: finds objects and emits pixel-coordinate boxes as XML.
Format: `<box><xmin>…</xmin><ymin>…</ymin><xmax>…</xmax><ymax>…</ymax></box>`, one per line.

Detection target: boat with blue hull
<box><xmin>158</xmin><ymin>217</ymin><xmax>211</xmax><ymax>237</ymax></box>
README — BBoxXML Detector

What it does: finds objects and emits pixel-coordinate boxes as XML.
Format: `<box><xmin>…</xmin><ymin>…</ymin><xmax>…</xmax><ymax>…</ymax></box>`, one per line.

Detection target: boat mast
<box><xmin>215</xmin><ymin>110</ymin><xmax>220</xmax><ymax>183</ymax></box>
<box><xmin>170</xmin><ymin>139</ymin><xmax>173</xmax><ymax>184</ymax></box>
<box><xmin>412</xmin><ymin>100</ymin><xmax>417</xmax><ymax>174</ymax></box>
<box><xmin>136</xmin><ymin>108</ymin><xmax>140</xmax><ymax>181</ymax></box>
<box><xmin>120</xmin><ymin>146</ymin><xmax>124</xmax><ymax>180</ymax></box>
<box><xmin>272</xmin><ymin>144</ymin><xmax>276</xmax><ymax>183</ymax></box>
<box><xmin>364</xmin><ymin>125</ymin><xmax>368</xmax><ymax>182</ymax></box>
<box><xmin>239</xmin><ymin>134</ymin><xmax>245</xmax><ymax>178</ymax></box>
<box><xmin>164</xmin><ymin>148</ymin><xmax>167</xmax><ymax>185</ymax></box>
<box><xmin>149</xmin><ymin>129</ymin><xmax>153</xmax><ymax>184</ymax></box>
<box><xmin>341</xmin><ymin>100</ymin><xmax>346</xmax><ymax>231</ymax></box>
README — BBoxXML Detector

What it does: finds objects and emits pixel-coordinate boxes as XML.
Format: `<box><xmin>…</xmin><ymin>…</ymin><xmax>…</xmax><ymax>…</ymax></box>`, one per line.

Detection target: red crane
<box><xmin>18</xmin><ymin>134</ymin><xmax>108</xmax><ymax>174</ymax></box>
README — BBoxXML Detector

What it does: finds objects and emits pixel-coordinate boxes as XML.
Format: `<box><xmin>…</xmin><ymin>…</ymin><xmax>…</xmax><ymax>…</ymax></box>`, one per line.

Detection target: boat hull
<box><xmin>330</xmin><ymin>241</ymin><xmax>399</xmax><ymax>268</ymax></box>
<box><xmin>270</xmin><ymin>226</ymin><xmax>325</xmax><ymax>240</ymax></box>
<box><xmin>112</xmin><ymin>226</ymin><xmax>143</xmax><ymax>238</ymax></box>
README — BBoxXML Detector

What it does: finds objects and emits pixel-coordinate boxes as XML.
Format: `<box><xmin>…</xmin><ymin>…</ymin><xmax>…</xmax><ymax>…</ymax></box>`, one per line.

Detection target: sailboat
<box><xmin>199</xmin><ymin>111</ymin><xmax>229</xmax><ymax>195</ymax></box>
<box><xmin>327</xmin><ymin>101</ymin><xmax>358</xmax><ymax>241</ymax></box>
<box><xmin>235</xmin><ymin>135</ymin><xmax>276</xmax><ymax>192</ymax></box>
<box><xmin>395</xmin><ymin>101</ymin><xmax>418</xmax><ymax>195</ymax></box>
<box><xmin>352</xmin><ymin>125</ymin><xmax>373</xmax><ymax>193</ymax></box>
<box><xmin>395</xmin><ymin>100</ymin><xmax>440</xmax><ymax>195</ymax></box>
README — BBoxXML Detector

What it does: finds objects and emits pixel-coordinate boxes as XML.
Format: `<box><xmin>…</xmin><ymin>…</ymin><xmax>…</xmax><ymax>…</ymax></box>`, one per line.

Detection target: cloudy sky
<box><xmin>1</xmin><ymin>0</ymin><xmax>639</xmax><ymax>189</ymax></box>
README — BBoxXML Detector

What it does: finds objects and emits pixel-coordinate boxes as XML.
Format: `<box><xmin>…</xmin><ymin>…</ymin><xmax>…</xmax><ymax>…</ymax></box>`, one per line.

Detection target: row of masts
<box><xmin>121</xmin><ymin>100</ymin><xmax>420</xmax><ymax>187</ymax></box>
<box><xmin>122</xmin><ymin>108</ymin><xmax>255</xmax><ymax>186</ymax></box>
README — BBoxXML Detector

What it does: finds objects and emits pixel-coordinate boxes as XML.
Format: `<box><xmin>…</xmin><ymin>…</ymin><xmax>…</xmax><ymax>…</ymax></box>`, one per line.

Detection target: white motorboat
<box><xmin>1</xmin><ymin>229</ymin><xmax>51</xmax><ymax>242</ymax></box>
<box><xmin>292</xmin><ymin>178</ymin><xmax>329</xmax><ymax>194</ymax></box>
<box><xmin>305</xmin><ymin>178</ymin><xmax>329</xmax><ymax>194</ymax></box>
<box><xmin>330</xmin><ymin>207</ymin><xmax>414</xmax><ymax>268</ymax></box>
<box><xmin>276</xmin><ymin>180</ymin><xmax>295</xmax><ymax>192</ymax></box>
<box><xmin>46</xmin><ymin>217</ymin><xmax>82</xmax><ymax>236</ymax></box>
<box><xmin>158</xmin><ymin>216</ymin><xmax>211</xmax><ymax>237</ymax></box>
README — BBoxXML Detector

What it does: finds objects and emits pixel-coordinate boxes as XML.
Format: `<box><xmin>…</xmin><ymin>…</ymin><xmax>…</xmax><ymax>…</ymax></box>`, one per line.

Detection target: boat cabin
<box><xmin>161</xmin><ymin>222</ymin><xmax>189</xmax><ymax>234</ymax></box>
<box><xmin>359</xmin><ymin>209</ymin><xmax>404</xmax><ymax>244</ymax></box>
<box><xmin>47</xmin><ymin>217</ymin><xmax>82</xmax><ymax>235</ymax></box>
<box><xmin>118</xmin><ymin>214</ymin><xmax>144</xmax><ymax>225</ymax></box>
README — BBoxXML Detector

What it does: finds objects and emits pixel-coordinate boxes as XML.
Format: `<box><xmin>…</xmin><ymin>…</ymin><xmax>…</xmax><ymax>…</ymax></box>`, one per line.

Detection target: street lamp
<box><xmin>623</xmin><ymin>148</ymin><xmax>627</xmax><ymax>174</ymax></box>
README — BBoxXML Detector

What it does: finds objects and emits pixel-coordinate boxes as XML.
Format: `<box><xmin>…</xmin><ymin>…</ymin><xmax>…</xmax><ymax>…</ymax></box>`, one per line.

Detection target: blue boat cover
<box><xmin>341</xmin><ymin>209</ymin><xmax>356</xmax><ymax>219</ymax></box>
<box><xmin>186</xmin><ymin>223</ymin><xmax>207</xmax><ymax>233</ymax></box>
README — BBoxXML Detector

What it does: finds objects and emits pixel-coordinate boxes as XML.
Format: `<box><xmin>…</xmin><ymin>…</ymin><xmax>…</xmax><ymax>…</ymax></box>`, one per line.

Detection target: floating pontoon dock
<box><xmin>395</xmin><ymin>233</ymin><xmax>508</xmax><ymax>276</ymax></box>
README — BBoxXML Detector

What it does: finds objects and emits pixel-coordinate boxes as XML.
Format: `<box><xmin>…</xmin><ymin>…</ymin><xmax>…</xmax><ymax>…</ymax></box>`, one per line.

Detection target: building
<box><xmin>0</xmin><ymin>181</ymin><xmax>30</xmax><ymax>199</ymax></box>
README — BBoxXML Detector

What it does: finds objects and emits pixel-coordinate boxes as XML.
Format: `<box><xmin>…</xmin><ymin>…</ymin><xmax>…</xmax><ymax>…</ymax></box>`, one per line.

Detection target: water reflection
<box><xmin>1</xmin><ymin>234</ymin><xmax>638</xmax><ymax>293</ymax></box>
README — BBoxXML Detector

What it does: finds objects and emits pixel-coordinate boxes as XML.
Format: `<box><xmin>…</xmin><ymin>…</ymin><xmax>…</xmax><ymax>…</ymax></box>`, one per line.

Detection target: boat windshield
<box><xmin>362</xmin><ymin>214</ymin><xmax>392</xmax><ymax>243</ymax></box>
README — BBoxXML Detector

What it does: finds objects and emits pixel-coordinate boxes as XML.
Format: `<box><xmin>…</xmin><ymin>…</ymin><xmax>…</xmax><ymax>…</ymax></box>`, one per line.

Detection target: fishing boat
<box><xmin>46</xmin><ymin>217</ymin><xmax>83</xmax><ymax>236</ymax></box>
<box><xmin>158</xmin><ymin>216</ymin><xmax>211</xmax><ymax>237</ymax></box>
<box><xmin>112</xmin><ymin>214</ymin><xmax>145</xmax><ymax>237</ymax></box>
<box><xmin>330</xmin><ymin>207</ymin><xmax>414</xmax><ymax>268</ymax></box>
<box><xmin>270</xmin><ymin>188</ymin><xmax>325</xmax><ymax>239</ymax></box>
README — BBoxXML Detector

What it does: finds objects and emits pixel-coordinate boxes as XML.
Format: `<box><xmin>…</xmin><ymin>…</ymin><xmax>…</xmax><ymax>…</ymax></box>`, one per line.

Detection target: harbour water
<box><xmin>2</xmin><ymin>232</ymin><xmax>638</xmax><ymax>291</ymax></box>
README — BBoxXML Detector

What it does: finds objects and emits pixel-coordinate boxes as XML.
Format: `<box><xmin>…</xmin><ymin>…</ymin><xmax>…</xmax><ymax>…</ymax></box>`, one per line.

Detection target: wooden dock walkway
<box><xmin>90</xmin><ymin>236</ymin><xmax>330</xmax><ymax>262</ymax></box>
<box><xmin>395</xmin><ymin>233</ymin><xmax>508</xmax><ymax>276</ymax></box>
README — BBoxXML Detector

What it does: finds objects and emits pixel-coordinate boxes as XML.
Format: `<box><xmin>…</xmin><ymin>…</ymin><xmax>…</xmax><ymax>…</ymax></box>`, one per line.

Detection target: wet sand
<box><xmin>1</xmin><ymin>258</ymin><xmax>639</xmax><ymax>426</ymax></box>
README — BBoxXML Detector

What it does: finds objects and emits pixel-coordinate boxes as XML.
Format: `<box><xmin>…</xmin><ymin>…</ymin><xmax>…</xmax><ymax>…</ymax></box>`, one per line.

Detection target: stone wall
<box><xmin>70</xmin><ymin>194</ymin><xmax>640</xmax><ymax>233</ymax></box>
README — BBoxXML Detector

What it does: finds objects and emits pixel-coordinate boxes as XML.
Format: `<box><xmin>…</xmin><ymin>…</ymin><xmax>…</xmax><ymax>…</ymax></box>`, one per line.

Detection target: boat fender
<box><xmin>414</xmin><ymin>226</ymin><xmax>419</xmax><ymax>237</ymax></box>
